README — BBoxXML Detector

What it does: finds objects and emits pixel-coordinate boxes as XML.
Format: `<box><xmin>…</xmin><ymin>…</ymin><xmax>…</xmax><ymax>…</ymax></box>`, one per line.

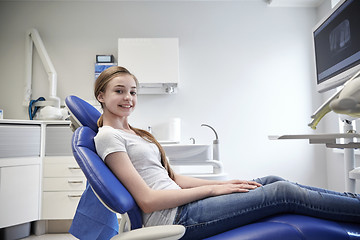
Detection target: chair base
<box><xmin>204</xmin><ymin>214</ymin><xmax>360</xmax><ymax>240</ymax></box>
<box><xmin>112</xmin><ymin>225</ymin><xmax>185</xmax><ymax>240</ymax></box>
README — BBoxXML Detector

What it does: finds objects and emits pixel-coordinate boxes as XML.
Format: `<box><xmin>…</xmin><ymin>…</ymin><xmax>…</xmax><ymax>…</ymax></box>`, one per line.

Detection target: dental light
<box><xmin>24</xmin><ymin>28</ymin><xmax>63</xmax><ymax>119</ymax></box>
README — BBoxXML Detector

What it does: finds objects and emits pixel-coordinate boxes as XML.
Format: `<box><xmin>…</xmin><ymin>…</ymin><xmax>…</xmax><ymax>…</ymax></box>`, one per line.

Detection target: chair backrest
<box><xmin>67</xmin><ymin>94</ymin><xmax>143</xmax><ymax>229</ymax></box>
<box><xmin>65</xmin><ymin>95</ymin><xmax>101</xmax><ymax>132</ymax></box>
<box><xmin>72</xmin><ymin>126</ymin><xmax>143</xmax><ymax>230</ymax></box>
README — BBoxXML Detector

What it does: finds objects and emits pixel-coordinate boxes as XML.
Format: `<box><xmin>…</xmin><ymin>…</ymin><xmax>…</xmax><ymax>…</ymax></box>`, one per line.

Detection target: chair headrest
<box><xmin>65</xmin><ymin>95</ymin><xmax>101</xmax><ymax>132</ymax></box>
<box><xmin>72</xmin><ymin>126</ymin><xmax>142</xmax><ymax>226</ymax></box>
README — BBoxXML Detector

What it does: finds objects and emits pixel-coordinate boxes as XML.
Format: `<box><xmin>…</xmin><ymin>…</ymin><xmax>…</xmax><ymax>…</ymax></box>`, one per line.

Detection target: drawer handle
<box><xmin>68</xmin><ymin>180</ymin><xmax>84</xmax><ymax>184</ymax></box>
<box><xmin>68</xmin><ymin>194</ymin><xmax>82</xmax><ymax>198</ymax></box>
<box><xmin>68</xmin><ymin>166</ymin><xmax>81</xmax><ymax>170</ymax></box>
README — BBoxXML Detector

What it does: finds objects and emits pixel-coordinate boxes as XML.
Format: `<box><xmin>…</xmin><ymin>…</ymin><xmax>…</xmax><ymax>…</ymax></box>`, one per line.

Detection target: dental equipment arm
<box><xmin>330</xmin><ymin>74</ymin><xmax>360</xmax><ymax>118</ymax></box>
<box><xmin>308</xmin><ymin>90</ymin><xmax>341</xmax><ymax>129</ymax></box>
<box><xmin>24</xmin><ymin>28</ymin><xmax>60</xmax><ymax>108</ymax></box>
<box><xmin>309</xmin><ymin>69</ymin><xmax>360</xmax><ymax>129</ymax></box>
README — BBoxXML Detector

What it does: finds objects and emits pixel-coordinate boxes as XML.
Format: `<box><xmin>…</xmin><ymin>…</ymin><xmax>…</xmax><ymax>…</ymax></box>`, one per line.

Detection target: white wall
<box><xmin>0</xmin><ymin>0</ymin><xmax>328</xmax><ymax>186</ymax></box>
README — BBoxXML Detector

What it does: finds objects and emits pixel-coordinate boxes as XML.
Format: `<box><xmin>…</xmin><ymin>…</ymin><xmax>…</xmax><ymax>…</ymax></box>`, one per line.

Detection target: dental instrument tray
<box><xmin>269</xmin><ymin>133</ymin><xmax>360</xmax><ymax>148</ymax></box>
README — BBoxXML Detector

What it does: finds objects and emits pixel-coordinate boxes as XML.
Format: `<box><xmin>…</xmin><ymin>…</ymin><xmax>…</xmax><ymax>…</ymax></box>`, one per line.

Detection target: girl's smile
<box><xmin>97</xmin><ymin>74</ymin><xmax>137</xmax><ymax>120</ymax></box>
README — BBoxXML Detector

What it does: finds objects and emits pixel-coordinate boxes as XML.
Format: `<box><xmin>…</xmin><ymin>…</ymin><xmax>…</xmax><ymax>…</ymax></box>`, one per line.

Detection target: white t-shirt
<box><xmin>94</xmin><ymin>126</ymin><xmax>180</xmax><ymax>227</ymax></box>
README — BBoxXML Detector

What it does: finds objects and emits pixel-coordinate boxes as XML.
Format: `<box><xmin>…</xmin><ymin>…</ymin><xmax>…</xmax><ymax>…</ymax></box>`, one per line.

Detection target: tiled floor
<box><xmin>22</xmin><ymin>234</ymin><xmax>77</xmax><ymax>240</ymax></box>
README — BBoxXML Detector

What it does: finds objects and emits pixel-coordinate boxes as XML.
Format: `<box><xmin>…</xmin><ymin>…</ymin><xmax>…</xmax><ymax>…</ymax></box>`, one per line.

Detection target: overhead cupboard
<box><xmin>118</xmin><ymin>38</ymin><xmax>180</xmax><ymax>94</ymax></box>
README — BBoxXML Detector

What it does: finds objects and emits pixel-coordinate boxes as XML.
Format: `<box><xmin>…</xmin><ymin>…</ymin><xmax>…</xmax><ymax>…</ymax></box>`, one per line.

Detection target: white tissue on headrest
<box><xmin>36</xmin><ymin>106</ymin><xmax>64</xmax><ymax>120</ymax></box>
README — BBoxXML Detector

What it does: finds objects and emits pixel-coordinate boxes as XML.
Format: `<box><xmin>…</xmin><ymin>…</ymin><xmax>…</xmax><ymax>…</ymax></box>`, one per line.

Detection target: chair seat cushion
<box><xmin>204</xmin><ymin>214</ymin><xmax>360</xmax><ymax>240</ymax></box>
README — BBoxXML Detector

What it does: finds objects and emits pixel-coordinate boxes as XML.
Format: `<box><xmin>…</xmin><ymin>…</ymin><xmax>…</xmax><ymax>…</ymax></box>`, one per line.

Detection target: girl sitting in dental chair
<box><xmin>93</xmin><ymin>66</ymin><xmax>360</xmax><ymax>240</ymax></box>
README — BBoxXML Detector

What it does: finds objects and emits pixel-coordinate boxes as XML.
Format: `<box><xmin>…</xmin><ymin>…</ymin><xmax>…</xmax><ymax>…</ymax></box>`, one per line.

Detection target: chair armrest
<box><xmin>112</xmin><ymin>225</ymin><xmax>185</xmax><ymax>240</ymax></box>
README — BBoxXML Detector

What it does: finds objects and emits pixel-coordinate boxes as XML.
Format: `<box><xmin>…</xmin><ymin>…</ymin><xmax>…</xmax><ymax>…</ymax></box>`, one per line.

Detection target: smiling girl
<box><xmin>93</xmin><ymin>66</ymin><xmax>360</xmax><ymax>239</ymax></box>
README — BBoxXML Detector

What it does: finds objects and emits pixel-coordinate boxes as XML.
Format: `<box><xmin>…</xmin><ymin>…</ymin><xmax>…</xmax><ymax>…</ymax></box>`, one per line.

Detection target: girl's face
<box><xmin>97</xmin><ymin>74</ymin><xmax>137</xmax><ymax>119</ymax></box>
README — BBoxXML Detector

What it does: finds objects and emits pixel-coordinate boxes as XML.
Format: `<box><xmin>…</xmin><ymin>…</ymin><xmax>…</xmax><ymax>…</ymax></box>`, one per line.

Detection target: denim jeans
<box><xmin>173</xmin><ymin>175</ymin><xmax>360</xmax><ymax>240</ymax></box>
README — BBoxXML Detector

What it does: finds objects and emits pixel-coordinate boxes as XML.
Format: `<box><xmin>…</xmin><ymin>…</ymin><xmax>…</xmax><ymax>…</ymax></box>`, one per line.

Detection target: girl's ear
<box><xmin>97</xmin><ymin>91</ymin><xmax>105</xmax><ymax>103</ymax></box>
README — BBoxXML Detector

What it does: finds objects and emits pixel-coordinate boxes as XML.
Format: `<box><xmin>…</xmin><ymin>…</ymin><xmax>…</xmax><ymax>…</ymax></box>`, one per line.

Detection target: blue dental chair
<box><xmin>66</xmin><ymin>95</ymin><xmax>360</xmax><ymax>240</ymax></box>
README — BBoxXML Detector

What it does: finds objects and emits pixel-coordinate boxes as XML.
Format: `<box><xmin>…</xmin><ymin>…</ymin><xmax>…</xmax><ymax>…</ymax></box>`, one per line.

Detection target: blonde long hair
<box><xmin>94</xmin><ymin>66</ymin><xmax>175</xmax><ymax>180</ymax></box>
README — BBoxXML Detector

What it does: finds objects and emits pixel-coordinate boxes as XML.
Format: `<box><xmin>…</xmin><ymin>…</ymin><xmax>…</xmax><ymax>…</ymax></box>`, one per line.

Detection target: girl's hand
<box><xmin>226</xmin><ymin>179</ymin><xmax>262</xmax><ymax>188</ymax></box>
<box><xmin>210</xmin><ymin>180</ymin><xmax>262</xmax><ymax>196</ymax></box>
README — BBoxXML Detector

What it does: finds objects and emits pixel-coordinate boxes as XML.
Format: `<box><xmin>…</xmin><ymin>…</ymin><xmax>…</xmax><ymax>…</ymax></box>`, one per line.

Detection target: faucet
<box><xmin>189</xmin><ymin>137</ymin><xmax>196</xmax><ymax>144</ymax></box>
<box><xmin>201</xmin><ymin>124</ymin><xmax>220</xmax><ymax>160</ymax></box>
<box><xmin>147</xmin><ymin>126</ymin><xmax>152</xmax><ymax>134</ymax></box>
<box><xmin>201</xmin><ymin>124</ymin><xmax>218</xmax><ymax>141</ymax></box>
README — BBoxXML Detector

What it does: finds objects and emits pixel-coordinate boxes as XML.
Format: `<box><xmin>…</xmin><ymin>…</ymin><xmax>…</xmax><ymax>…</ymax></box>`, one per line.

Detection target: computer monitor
<box><xmin>313</xmin><ymin>0</ymin><xmax>360</xmax><ymax>93</ymax></box>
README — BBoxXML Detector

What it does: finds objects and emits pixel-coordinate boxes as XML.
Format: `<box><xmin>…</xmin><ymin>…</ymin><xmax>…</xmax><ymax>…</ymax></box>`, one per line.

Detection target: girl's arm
<box><xmin>173</xmin><ymin>173</ymin><xmax>261</xmax><ymax>189</ymax></box>
<box><xmin>173</xmin><ymin>173</ymin><xmax>224</xmax><ymax>188</ymax></box>
<box><xmin>104</xmin><ymin>151</ymin><xmax>258</xmax><ymax>214</ymax></box>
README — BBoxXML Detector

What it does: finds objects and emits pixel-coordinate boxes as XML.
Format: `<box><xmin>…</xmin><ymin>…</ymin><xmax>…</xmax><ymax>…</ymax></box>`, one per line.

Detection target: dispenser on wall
<box><xmin>118</xmin><ymin>38</ymin><xmax>179</xmax><ymax>94</ymax></box>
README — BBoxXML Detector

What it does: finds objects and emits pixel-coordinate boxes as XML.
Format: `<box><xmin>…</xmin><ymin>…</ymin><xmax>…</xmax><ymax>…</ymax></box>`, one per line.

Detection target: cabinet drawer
<box><xmin>43</xmin><ymin>177</ymin><xmax>86</xmax><ymax>191</ymax></box>
<box><xmin>45</xmin><ymin>125</ymin><xmax>73</xmax><ymax>156</ymax></box>
<box><xmin>43</xmin><ymin>163</ymin><xmax>84</xmax><ymax>177</ymax></box>
<box><xmin>42</xmin><ymin>191</ymin><xmax>83</xmax><ymax>219</ymax></box>
<box><xmin>0</xmin><ymin>125</ymin><xmax>40</xmax><ymax>158</ymax></box>
<box><xmin>43</xmin><ymin>156</ymin><xmax>77</xmax><ymax>164</ymax></box>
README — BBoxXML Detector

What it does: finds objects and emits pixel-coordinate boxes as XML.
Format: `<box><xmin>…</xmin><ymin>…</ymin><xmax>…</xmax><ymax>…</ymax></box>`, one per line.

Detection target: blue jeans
<box><xmin>173</xmin><ymin>175</ymin><xmax>360</xmax><ymax>239</ymax></box>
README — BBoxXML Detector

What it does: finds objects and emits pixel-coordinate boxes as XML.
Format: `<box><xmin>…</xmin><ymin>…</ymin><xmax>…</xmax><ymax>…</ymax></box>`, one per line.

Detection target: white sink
<box><xmin>161</xmin><ymin>144</ymin><xmax>212</xmax><ymax>161</ymax></box>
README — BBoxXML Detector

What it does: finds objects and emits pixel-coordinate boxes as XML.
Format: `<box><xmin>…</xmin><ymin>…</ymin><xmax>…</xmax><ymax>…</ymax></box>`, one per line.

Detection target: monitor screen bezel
<box><xmin>312</xmin><ymin>0</ymin><xmax>360</xmax><ymax>93</ymax></box>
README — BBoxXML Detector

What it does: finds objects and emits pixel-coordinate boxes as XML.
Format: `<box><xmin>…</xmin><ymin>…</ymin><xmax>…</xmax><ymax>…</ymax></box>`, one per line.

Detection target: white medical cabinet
<box><xmin>0</xmin><ymin>120</ymin><xmax>85</xmax><ymax>237</ymax></box>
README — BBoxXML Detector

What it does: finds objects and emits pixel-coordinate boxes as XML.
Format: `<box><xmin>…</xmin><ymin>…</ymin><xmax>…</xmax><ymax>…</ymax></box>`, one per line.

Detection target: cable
<box><xmin>28</xmin><ymin>97</ymin><xmax>45</xmax><ymax>120</ymax></box>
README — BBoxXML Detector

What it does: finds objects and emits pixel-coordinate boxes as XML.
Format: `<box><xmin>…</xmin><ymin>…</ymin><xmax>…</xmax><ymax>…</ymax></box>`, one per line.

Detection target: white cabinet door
<box><xmin>0</xmin><ymin>165</ymin><xmax>40</xmax><ymax>228</ymax></box>
<box><xmin>42</xmin><ymin>191</ymin><xmax>83</xmax><ymax>219</ymax></box>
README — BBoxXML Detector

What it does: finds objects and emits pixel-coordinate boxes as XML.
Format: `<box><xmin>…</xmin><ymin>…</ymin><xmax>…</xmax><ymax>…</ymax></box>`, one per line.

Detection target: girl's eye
<box><xmin>131</xmin><ymin>91</ymin><xmax>137</xmax><ymax>96</ymax></box>
<box><xmin>115</xmin><ymin>90</ymin><xmax>123</xmax><ymax>94</ymax></box>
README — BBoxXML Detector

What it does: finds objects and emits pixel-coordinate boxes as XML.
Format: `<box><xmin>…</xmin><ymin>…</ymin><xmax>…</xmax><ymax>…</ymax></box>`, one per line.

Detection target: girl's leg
<box><xmin>295</xmin><ymin>182</ymin><xmax>360</xmax><ymax>199</ymax></box>
<box><xmin>174</xmin><ymin>176</ymin><xmax>360</xmax><ymax>240</ymax></box>
<box><xmin>253</xmin><ymin>175</ymin><xmax>286</xmax><ymax>185</ymax></box>
<box><xmin>256</xmin><ymin>175</ymin><xmax>360</xmax><ymax>200</ymax></box>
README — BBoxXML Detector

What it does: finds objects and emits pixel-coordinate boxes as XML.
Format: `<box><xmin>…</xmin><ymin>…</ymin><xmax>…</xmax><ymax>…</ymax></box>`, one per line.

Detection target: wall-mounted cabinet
<box><xmin>118</xmin><ymin>38</ymin><xmax>179</xmax><ymax>94</ymax></box>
